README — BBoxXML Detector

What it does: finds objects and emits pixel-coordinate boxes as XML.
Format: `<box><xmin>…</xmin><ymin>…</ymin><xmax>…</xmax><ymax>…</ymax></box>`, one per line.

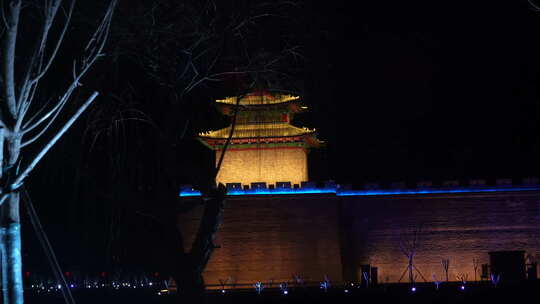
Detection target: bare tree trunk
<box><xmin>0</xmin><ymin>129</ymin><xmax>6</xmax><ymax>300</ymax></box>
<box><xmin>1</xmin><ymin>136</ymin><xmax>23</xmax><ymax>304</ymax></box>
<box><xmin>155</xmin><ymin>179</ymin><xmax>225</xmax><ymax>303</ymax></box>
<box><xmin>0</xmin><ymin>227</ymin><xmax>9</xmax><ymax>303</ymax></box>
<box><xmin>175</xmin><ymin>184</ymin><xmax>226</xmax><ymax>303</ymax></box>
<box><xmin>2</xmin><ymin>222</ymin><xmax>22</xmax><ymax>304</ymax></box>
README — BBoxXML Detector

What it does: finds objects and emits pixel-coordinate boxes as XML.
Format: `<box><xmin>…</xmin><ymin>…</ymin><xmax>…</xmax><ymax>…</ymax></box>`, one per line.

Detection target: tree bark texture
<box><xmin>1</xmin><ymin>4</ymin><xmax>24</xmax><ymax>301</ymax></box>
<box><xmin>0</xmin><ymin>137</ymin><xmax>23</xmax><ymax>304</ymax></box>
<box><xmin>0</xmin><ymin>223</ymin><xmax>22</xmax><ymax>304</ymax></box>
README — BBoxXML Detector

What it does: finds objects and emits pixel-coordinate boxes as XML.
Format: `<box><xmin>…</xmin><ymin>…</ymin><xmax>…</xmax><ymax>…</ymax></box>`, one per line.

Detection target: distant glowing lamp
<box><xmin>411</xmin><ymin>287</ymin><xmax>416</xmax><ymax>292</ymax></box>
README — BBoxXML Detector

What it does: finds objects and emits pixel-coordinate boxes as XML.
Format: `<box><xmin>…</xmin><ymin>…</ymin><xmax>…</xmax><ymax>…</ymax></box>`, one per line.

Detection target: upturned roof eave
<box><xmin>215</xmin><ymin>100</ymin><xmax>307</xmax><ymax>115</ymax></box>
<box><xmin>215</xmin><ymin>94</ymin><xmax>300</xmax><ymax>105</ymax></box>
<box><xmin>198</xmin><ymin>129</ymin><xmax>317</xmax><ymax>140</ymax></box>
<box><xmin>198</xmin><ymin>131</ymin><xmax>322</xmax><ymax>149</ymax></box>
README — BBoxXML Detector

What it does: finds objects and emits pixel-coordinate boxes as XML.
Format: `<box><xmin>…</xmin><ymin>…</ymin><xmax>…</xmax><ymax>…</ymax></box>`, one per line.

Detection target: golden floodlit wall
<box><xmin>215</xmin><ymin>147</ymin><xmax>308</xmax><ymax>186</ymax></box>
<box><xmin>178</xmin><ymin>190</ymin><xmax>540</xmax><ymax>288</ymax></box>
<box><xmin>178</xmin><ymin>195</ymin><xmax>343</xmax><ymax>288</ymax></box>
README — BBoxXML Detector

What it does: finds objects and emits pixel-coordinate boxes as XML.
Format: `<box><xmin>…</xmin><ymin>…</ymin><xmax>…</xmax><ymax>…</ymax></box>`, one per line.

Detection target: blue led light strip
<box><xmin>179</xmin><ymin>186</ymin><xmax>540</xmax><ymax>197</ymax></box>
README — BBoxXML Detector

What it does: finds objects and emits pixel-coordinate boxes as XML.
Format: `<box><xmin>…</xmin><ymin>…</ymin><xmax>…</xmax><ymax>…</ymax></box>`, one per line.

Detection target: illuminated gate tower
<box><xmin>198</xmin><ymin>91</ymin><xmax>322</xmax><ymax>186</ymax></box>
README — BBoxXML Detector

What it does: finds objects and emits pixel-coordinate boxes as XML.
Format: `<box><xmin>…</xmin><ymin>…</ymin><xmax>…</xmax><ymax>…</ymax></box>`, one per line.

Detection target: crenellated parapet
<box><xmin>180</xmin><ymin>177</ymin><xmax>540</xmax><ymax>197</ymax></box>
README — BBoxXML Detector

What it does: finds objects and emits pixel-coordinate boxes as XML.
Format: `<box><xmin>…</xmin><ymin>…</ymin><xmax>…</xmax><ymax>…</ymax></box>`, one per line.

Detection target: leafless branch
<box><xmin>17</xmin><ymin>0</ymin><xmax>69</xmax><ymax>119</ymax></box>
<box><xmin>2</xmin><ymin>0</ymin><xmax>21</xmax><ymax>118</ymax></box>
<box><xmin>0</xmin><ymin>92</ymin><xmax>99</xmax><ymax>206</ymax></box>
<box><xmin>529</xmin><ymin>0</ymin><xmax>540</xmax><ymax>11</ymax></box>
<box><xmin>20</xmin><ymin>0</ymin><xmax>117</xmax><ymax>143</ymax></box>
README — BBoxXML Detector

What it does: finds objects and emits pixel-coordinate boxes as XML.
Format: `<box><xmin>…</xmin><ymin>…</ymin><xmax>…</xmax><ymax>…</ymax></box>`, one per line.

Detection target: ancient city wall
<box><xmin>340</xmin><ymin>191</ymin><xmax>540</xmax><ymax>283</ymax></box>
<box><xmin>178</xmin><ymin>194</ymin><xmax>343</xmax><ymax>287</ymax></box>
<box><xmin>179</xmin><ymin>183</ymin><xmax>540</xmax><ymax>286</ymax></box>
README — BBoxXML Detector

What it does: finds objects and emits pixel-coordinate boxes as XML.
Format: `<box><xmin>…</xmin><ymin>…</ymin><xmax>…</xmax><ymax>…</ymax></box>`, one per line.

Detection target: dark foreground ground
<box><xmin>27</xmin><ymin>281</ymin><xmax>539</xmax><ymax>304</ymax></box>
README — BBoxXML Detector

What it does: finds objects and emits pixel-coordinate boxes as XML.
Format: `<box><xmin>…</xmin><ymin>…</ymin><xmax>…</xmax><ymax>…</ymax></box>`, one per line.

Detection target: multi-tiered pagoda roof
<box><xmin>198</xmin><ymin>91</ymin><xmax>322</xmax><ymax>150</ymax></box>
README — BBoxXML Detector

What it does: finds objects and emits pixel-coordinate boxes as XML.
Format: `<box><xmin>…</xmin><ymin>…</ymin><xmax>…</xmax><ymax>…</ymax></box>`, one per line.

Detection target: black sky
<box><xmin>300</xmin><ymin>1</ymin><xmax>540</xmax><ymax>185</ymax></box>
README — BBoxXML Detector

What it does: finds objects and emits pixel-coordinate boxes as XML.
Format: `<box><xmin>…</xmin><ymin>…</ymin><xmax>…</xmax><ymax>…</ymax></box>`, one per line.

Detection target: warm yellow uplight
<box><xmin>199</xmin><ymin>123</ymin><xmax>315</xmax><ymax>139</ymax></box>
<box><xmin>216</xmin><ymin>94</ymin><xmax>299</xmax><ymax>106</ymax></box>
<box><xmin>215</xmin><ymin>147</ymin><xmax>308</xmax><ymax>186</ymax></box>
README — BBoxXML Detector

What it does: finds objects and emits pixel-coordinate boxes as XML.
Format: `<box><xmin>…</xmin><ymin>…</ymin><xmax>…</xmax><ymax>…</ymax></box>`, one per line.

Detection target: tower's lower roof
<box><xmin>199</xmin><ymin>123</ymin><xmax>316</xmax><ymax>139</ymax></box>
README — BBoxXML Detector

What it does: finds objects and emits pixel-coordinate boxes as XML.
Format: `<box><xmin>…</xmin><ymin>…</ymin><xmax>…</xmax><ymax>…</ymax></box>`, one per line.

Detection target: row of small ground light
<box><xmin>27</xmin><ymin>273</ymin><xmax>503</xmax><ymax>296</ymax></box>
<box><xmin>239</xmin><ymin>276</ymin><xmax>501</xmax><ymax>296</ymax></box>
<box><xmin>27</xmin><ymin>276</ymin><xmax>170</xmax><ymax>295</ymax></box>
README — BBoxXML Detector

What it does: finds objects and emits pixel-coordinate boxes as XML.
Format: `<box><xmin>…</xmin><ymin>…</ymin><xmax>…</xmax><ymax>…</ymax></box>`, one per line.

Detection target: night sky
<box><xmin>302</xmin><ymin>1</ymin><xmax>540</xmax><ymax>185</ymax></box>
<box><xmin>20</xmin><ymin>0</ymin><xmax>540</xmax><ymax>272</ymax></box>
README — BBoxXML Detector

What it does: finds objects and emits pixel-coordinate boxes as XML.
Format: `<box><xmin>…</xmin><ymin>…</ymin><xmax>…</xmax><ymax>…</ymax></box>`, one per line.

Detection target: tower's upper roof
<box><xmin>216</xmin><ymin>91</ymin><xmax>299</xmax><ymax>106</ymax></box>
